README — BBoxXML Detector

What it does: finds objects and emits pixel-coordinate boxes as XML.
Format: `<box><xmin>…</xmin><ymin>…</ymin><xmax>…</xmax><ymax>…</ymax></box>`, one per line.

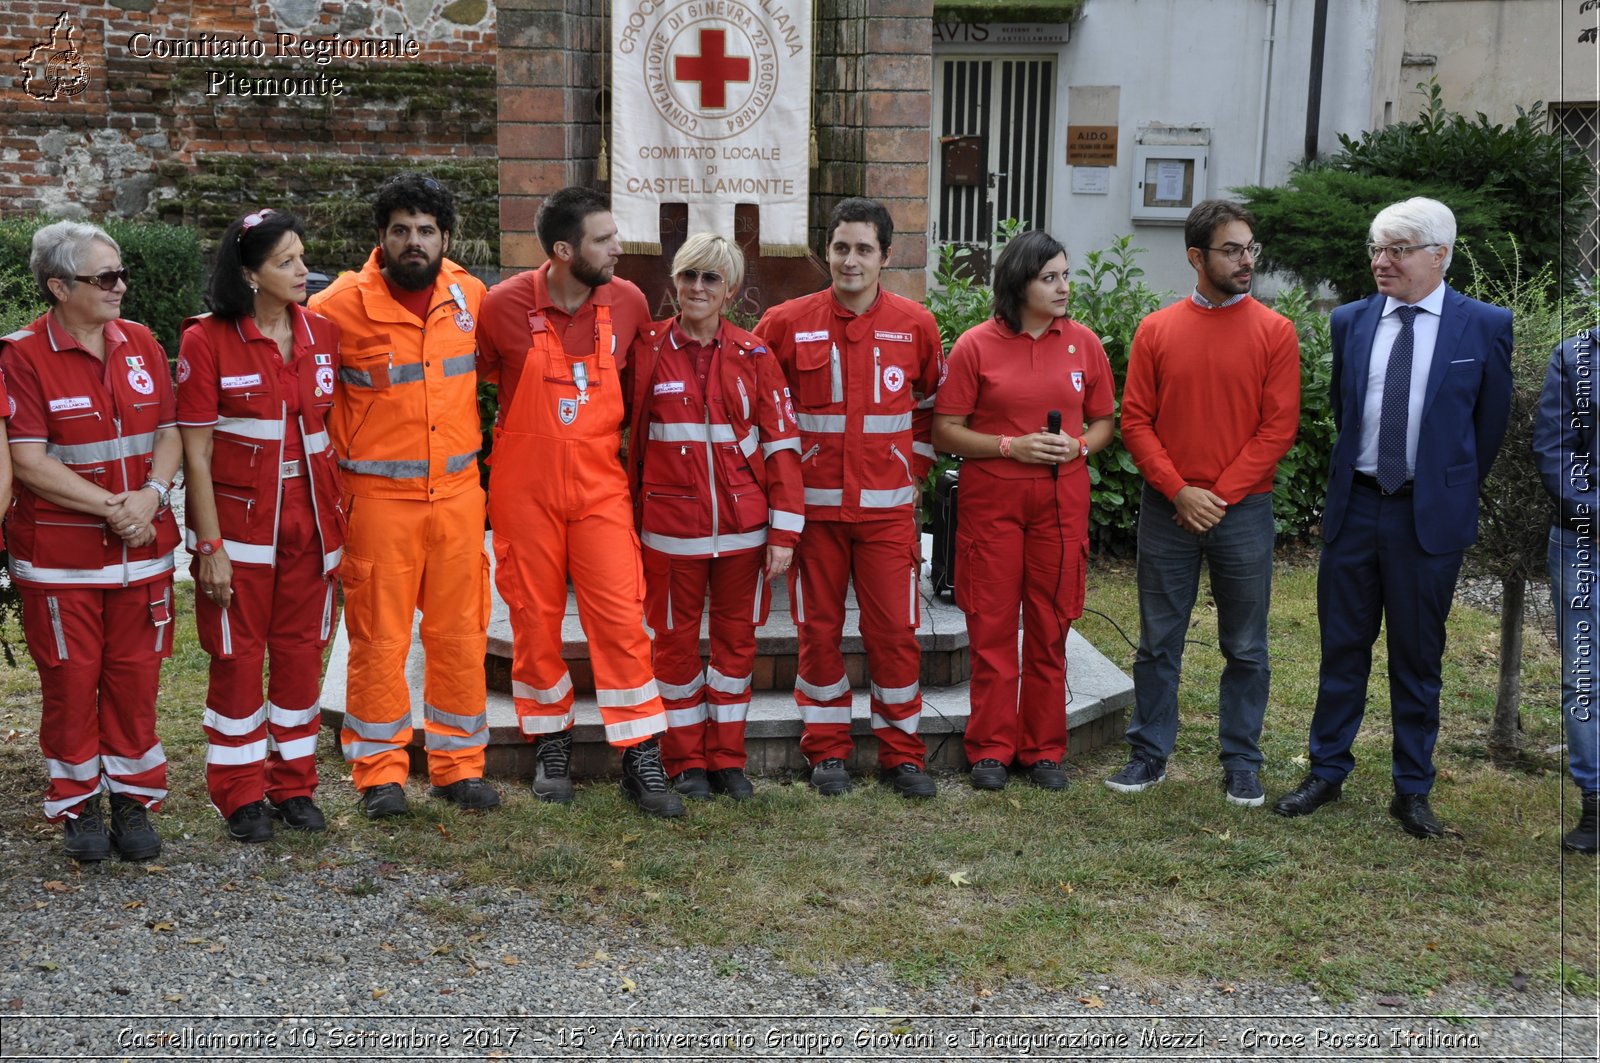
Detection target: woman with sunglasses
<box><xmin>1</xmin><ymin>221</ymin><xmax>181</xmax><ymax>862</ymax></box>
<box><xmin>932</xmin><ymin>230</ymin><xmax>1116</xmax><ymax>792</ymax></box>
<box><xmin>176</xmin><ymin>208</ymin><xmax>346</xmax><ymax>843</ymax></box>
<box><xmin>623</xmin><ymin>233</ymin><xmax>806</xmax><ymax>801</ymax></box>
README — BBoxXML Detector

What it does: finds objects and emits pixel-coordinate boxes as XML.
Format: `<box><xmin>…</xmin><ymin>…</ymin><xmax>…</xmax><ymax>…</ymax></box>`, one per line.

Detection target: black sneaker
<box><xmin>969</xmin><ymin>758</ymin><xmax>1008</xmax><ymax>791</ymax></box>
<box><xmin>880</xmin><ymin>762</ymin><xmax>936</xmax><ymax>799</ymax></box>
<box><xmin>1104</xmin><ymin>756</ymin><xmax>1166</xmax><ymax>794</ymax></box>
<box><xmin>620</xmin><ymin>739</ymin><xmax>685</xmax><ymax>818</ymax></box>
<box><xmin>808</xmin><ymin>757</ymin><xmax>852</xmax><ymax>796</ymax></box>
<box><xmin>360</xmin><ymin>782</ymin><xmax>410</xmax><ymax>820</ymax></box>
<box><xmin>1224</xmin><ymin>769</ymin><xmax>1265</xmax><ymax>808</ymax></box>
<box><xmin>62</xmin><ymin>796</ymin><xmax>110</xmax><ymax>863</ymax></box>
<box><xmin>671</xmin><ymin>768</ymin><xmax>713</xmax><ymax>801</ymax></box>
<box><xmin>531</xmin><ymin>729</ymin><xmax>574</xmax><ymax>804</ymax></box>
<box><xmin>1565</xmin><ymin>792</ymin><xmax>1600</xmax><ymax>854</ymax></box>
<box><xmin>431</xmin><ymin>777</ymin><xmax>502</xmax><ymax>811</ymax></box>
<box><xmin>269</xmin><ymin>796</ymin><xmax>327</xmax><ymax>833</ymax></box>
<box><xmin>1027</xmin><ymin>760</ymin><xmax>1069</xmax><ymax>791</ymax></box>
<box><xmin>226</xmin><ymin>800</ymin><xmax>274</xmax><ymax>844</ymax></box>
<box><xmin>108</xmin><ymin>794</ymin><xmax>161</xmax><ymax>861</ymax></box>
<box><xmin>708</xmin><ymin>767</ymin><xmax>755</xmax><ymax>801</ymax></box>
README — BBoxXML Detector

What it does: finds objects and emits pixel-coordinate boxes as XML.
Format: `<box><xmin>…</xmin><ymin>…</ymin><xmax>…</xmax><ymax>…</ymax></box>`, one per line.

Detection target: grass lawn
<box><xmin>0</xmin><ymin>548</ymin><xmax>1594</xmax><ymax>1003</ymax></box>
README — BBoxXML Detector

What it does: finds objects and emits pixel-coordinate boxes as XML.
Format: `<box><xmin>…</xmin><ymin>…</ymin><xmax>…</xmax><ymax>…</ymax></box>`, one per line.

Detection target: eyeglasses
<box><xmin>677</xmin><ymin>268</ymin><xmax>725</xmax><ymax>287</ymax></box>
<box><xmin>238</xmin><ymin>209</ymin><xmax>276</xmax><ymax>240</ymax></box>
<box><xmin>1367</xmin><ymin>242</ymin><xmax>1439</xmax><ymax>262</ymax></box>
<box><xmin>1203</xmin><ymin>242</ymin><xmax>1261</xmax><ymax>263</ymax></box>
<box><xmin>71</xmin><ymin>268</ymin><xmax>130</xmax><ymax>291</ymax></box>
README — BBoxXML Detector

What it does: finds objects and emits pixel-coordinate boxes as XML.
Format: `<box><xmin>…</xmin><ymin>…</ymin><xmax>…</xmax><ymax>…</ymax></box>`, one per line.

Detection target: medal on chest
<box><xmin>449</xmin><ymin>283</ymin><xmax>474</xmax><ymax>332</ymax></box>
<box><xmin>573</xmin><ymin>360</ymin><xmax>591</xmax><ymax>404</ymax></box>
<box><xmin>124</xmin><ymin>355</ymin><xmax>154</xmax><ymax>396</ymax></box>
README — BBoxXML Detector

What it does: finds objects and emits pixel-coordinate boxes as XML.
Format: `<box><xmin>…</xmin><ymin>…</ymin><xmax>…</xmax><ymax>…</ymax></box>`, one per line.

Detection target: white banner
<box><xmin>613</xmin><ymin>0</ymin><xmax>812</xmax><ymax>255</ymax></box>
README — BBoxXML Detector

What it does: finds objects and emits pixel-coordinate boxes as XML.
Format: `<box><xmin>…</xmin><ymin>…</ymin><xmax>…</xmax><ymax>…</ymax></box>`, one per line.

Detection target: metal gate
<box><xmin>932</xmin><ymin>55</ymin><xmax>1056</xmax><ymax>278</ymax></box>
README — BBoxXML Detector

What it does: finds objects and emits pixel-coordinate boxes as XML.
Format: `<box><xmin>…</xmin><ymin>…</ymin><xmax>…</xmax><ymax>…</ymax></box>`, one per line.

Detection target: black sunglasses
<box><xmin>72</xmin><ymin>268</ymin><xmax>130</xmax><ymax>291</ymax></box>
<box><xmin>678</xmin><ymin>268</ymin><xmax>725</xmax><ymax>286</ymax></box>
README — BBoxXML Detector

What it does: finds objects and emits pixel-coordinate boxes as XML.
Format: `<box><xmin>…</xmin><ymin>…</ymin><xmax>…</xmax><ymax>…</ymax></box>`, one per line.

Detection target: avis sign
<box><xmin>613</xmin><ymin>0</ymin><xmax>812</xmax><ymax>253</ymax></box>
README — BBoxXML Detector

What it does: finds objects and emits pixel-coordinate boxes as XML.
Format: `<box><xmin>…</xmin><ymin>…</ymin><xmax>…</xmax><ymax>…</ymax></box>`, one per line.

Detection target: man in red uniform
<box><xmin>754</xmin><ymin>198</ymin><xmax>944</xmax><ymax>798</ymax></box>
<box><xmin>478</xmin><ymin>186</ymin><xmax>680</xmax><ymax>817</ymax></box>
<box><xmin>310</xmin><ymin>173</ymin><xmax>500</xmax><ymax>818</ymax></box>
<box><xmin>1109</xmin><ymin>200</ymin><xmax>1300</xmax><ymax>807</ymax></box>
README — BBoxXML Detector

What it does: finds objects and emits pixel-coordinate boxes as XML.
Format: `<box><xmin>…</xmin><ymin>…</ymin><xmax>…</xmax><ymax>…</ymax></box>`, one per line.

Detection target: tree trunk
<box><xmin>1490</xmin><ymin>575</ymin><xmax>1525</xmax><ymax>765</ymax></box>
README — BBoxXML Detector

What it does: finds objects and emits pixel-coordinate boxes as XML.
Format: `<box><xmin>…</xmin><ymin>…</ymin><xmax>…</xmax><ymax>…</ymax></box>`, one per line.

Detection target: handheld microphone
<box><xmin>1046</xmin><ymin>409</ymin><xmax>1061</xmax><ymax>478</ymax></box>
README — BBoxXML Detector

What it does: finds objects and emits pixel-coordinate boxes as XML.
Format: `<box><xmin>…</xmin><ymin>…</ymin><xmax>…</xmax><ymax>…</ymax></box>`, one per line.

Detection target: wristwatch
<box><xmin>195</xmin><ymin>538</ymin><xmax>223</xmax><ymax>556</ymax></box>
<box><xmin>142</xmin><ymin>478</ymin><xmax>172</xmax><ymax>511</ymax></box>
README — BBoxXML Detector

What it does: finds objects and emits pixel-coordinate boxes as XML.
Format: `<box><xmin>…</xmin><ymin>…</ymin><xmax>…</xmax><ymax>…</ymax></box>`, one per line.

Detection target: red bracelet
<box><xmin>997</xmin><ymin>434</ymin><xmax>1014</xmax><ymax>458</ymax></box>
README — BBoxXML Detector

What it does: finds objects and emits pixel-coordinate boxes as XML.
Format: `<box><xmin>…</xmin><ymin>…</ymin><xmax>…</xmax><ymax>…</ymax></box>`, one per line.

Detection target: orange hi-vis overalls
<box><xmin>309</xmin><ymin>251</ymin><xmax>490</xmax><ymax>789</ymax></box>
<box><xmin>487</xmin><ymin>303</ymin><xmax>666</xmax><ymax>748</ymax></box>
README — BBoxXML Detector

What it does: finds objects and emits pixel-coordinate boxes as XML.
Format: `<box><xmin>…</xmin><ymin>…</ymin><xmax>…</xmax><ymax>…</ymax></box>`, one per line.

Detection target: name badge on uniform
<box><xmin>654</xmin><ymin>381</ymin><xmax>686</xmax><ymax>396</ymax></box>
<box><xmin>796</xmin><ymin>330</ymin><xmax>829</xmax><ymax>343</ymax></box>
<box><xmin>558</xmin><ymin>397</ymin><xmax>578</xmax><ymax>425</ymax></box>
<box><xmin>874</xmin><ymin>330</ymin><xmax>913</xmax><ymax>343</ymax></box>
<box><xmin>49</xmin><ymin>396</ymin><xmax>92</xmax><ymax>412</ymax></box>
<box><xmin>222</xmin><ymin>374</ymin><xmax>263</xmax><ymax>389</ymax></box>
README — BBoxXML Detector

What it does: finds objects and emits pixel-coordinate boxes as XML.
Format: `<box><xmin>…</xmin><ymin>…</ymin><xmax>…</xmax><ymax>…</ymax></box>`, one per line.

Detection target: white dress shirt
<box><xmin>1354</xmin><ymin>281</ymin><xmax>1446</xmax><ymax>477</ymax></box>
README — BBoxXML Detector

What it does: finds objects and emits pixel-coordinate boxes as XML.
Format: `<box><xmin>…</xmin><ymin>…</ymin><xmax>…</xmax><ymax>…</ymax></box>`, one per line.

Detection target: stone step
<box><xmin>319</xmin><ymin>627</ymin><xmax>1132</xmax><ymax>779</ymax></box>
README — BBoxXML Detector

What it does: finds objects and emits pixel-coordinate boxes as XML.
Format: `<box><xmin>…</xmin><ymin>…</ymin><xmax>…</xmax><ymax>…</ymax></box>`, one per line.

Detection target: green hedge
<box><xmin>0</xmin><ymin>215</ymin><xmax>203</xmax><ymax>356</ymax></box>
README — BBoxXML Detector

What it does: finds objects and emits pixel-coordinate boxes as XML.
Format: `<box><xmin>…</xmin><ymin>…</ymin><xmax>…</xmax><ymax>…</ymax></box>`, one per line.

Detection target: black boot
<box><xmin>620</xmin><ymin>739</ymin><xmax>685</xmax><ymax>818</ymax></box>
<box><xmin>1564</xmin><ymin>792</ymin><xmax>1600</xmax><ymax>854</ymax></box>
<box><xmin>531</xmin><ymin>728</ymin><xmax>574</xmax><ymax>804</ymax></box>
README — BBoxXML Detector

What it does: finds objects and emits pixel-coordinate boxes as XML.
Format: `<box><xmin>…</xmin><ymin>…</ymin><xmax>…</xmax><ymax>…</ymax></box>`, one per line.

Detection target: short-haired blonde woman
<box><xmin>624</xmin><ymin>233</ymin><xmax>806</xmax><ymax>800</ymax></box>
<box><xmin>2</xmin><ymin>220</ymin><xmax>182</xmax><ymax>861</ymax></box>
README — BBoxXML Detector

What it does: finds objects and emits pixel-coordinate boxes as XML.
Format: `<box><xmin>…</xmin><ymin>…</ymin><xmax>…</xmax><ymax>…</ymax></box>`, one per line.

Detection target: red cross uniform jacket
<box><xmin>176</xmin><ymin>308</ymin><xmax>346</xmax><ymax>573</ymax></box>
<box><xmin>624</xmin><ymin>318</ymin><xmax>806</xmax><ymax>557</ymax></box>
<box><xmin>754</xmin><ymin>288</ymin><xmax>944</xmax><ymax>522</ymax></box>
<box><xmin>1</xmin><ymin>313</ymin><xmax>181</xmax><ymax>588</ymax></box>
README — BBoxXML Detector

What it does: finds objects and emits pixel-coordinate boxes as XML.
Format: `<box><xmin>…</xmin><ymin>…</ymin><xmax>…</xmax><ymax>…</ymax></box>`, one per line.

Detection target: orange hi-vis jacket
<box><xmin>309</xmin><ymin>249</ymin><xmax>485</xmax><ymax>501</ymax></box>
<box><xmin>753</xmin><ymin>288</ymin><xmax>944</xmax><ymax>523</ymax></box>
<box><xmin>176</xmin><ymin>309</ymin><xmax>346</xmax><ymax>574</ymax></box>
<box><xmin>624</xmin><ymin>318</ymin><xmax>806</xmax><ymax>558</ymax></box>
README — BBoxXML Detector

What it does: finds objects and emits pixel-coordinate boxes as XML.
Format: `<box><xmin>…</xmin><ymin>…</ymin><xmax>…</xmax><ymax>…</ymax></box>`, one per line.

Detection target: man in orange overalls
<box><xmin>309</xmin><ymin>173</ymin><xmax>500</xmax><ymax>818</ymax></box>
<box><xmin>478</xmin><ymin>187</ymin><xmax>680</xmax><ymax>817</ymax></box>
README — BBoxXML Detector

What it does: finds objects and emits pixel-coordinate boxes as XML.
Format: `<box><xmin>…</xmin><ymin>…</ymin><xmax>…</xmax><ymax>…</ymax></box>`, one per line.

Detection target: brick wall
<box><xmin>1</xmin><ymin>0</ymin><xmax>496</xmax><ymax>244</ymax></box>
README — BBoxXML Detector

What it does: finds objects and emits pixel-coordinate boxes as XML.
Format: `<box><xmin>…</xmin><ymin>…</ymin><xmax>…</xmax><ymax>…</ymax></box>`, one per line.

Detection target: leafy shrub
<box><xmin>1267</xmin><ymin>287</ymin><xmax>1334</xmax><ymax>538</ymax></box>
<box><xmin>1239</xmin><ymin>79</ymin><xmax>1591</xmax><ymax>299</ymax></box>
<box><xmin>0</xmin><ymin>215</ymin><xmax>203</xmax><ymax>356</ymax></box>
<box><xmin>1068</xmin><ymin>236</ymin><xmax>1169</xmax><ymax>551</ymax></box>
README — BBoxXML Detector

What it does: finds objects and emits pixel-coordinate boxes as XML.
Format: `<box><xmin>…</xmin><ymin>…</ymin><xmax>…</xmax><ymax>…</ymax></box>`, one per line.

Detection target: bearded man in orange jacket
<box><xmin>310</xmin><ymin>173</ymin><xmax>500</xmax><ymax>818</ymax></box>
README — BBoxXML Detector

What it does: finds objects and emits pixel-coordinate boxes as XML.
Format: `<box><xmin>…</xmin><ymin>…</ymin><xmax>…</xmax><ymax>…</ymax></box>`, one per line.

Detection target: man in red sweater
<box><xmin>1106</xmin><ymin>200</ymin><xmax>1300</xmax><ymax>807</ymax></box>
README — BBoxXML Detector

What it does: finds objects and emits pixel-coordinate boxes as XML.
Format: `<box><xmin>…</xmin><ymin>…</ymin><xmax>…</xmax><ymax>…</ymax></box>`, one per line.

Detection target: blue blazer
<box><xmin>1321</xmin><ymin>285</ymin><xmax>1513</xmax><ymax>555</ymax></box>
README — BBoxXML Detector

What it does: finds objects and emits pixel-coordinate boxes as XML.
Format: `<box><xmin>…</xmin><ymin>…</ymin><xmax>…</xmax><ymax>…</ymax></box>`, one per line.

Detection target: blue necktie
<box><xmin>1376</xmin><ymin>305</ymin><xmax>1420</xmax><ymax>494</ymax></box>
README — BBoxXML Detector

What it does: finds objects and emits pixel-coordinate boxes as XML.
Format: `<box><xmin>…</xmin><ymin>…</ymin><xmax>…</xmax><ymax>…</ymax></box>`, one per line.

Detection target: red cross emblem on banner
<box><xmin>674</xmin><ymin>28</ymin><xmax>750</xmax><ymax>109</ymax></box>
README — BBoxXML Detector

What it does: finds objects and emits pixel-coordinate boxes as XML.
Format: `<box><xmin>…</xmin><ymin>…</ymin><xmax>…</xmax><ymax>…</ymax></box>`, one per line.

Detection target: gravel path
<box><xmin>0</xmin><ymin>827</ymin><xmax>1591</xmax><ymax>1062</ymax></box>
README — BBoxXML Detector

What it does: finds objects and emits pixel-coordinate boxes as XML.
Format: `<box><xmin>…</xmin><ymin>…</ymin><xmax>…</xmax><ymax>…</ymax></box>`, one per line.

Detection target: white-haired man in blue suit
<box><xmin>1275</xmin><ymin>197</ymin><xmax>1513</xmax><ymax>838</ymax></box>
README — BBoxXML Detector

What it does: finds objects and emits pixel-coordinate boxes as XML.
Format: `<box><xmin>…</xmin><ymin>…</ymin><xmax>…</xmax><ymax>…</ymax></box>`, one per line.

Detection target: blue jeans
<box><xmin>1128</xmin><ymin>487</ymin><xmax>1275</xmax><ymax>770</ymax></box>
<box><xmin>1548</xmin><ymin>526</ymin><xmax>1600</xmax><ymax>794</ymax></box>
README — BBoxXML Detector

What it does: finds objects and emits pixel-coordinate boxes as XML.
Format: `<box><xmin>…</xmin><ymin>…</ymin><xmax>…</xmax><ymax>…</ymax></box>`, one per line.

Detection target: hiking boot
<box><xmin>880</xmin><ymin>762</ymin><xmax>936</xmax><ymax>799</ymax></box>
<box><xmin>808</xmin><ymin>757</ymin><xmax>852</xmax><ymax>796</ymax></box>
<box><xmin>531</xmin><ymin>729</ymin><xmax>574</xmax><ymax>804</ymax></box>
<box><xmin>269</xmin><ymin>796</ymin><xmax>327</xmax><ymax>833</ymax></box>
<box><xmin>1104</xmin><ymin>756</ymin><xmax>1166</xmax><ymax>794</ymax></box>
<box><xmin>431</xmin><ymin>777</ymin><xmax>502</xmax><ymax>811</ymax></box>
<box><xmin>360</xmin><ymin>782</ymin><xmax>409</xmax><ymax>820</ymax></box>
<box><xmin>1027</xmin><ymin>760</ymin><xmax>1069</xmax><ymax>791</ymax></box>
<box><xmin>62</xmin><ymin>796</ymin><xmax>110</xmax><ymax>863</ymax></box>
<box><xmin>1224</xmin><ymin>769</ymin><xmax>1265</xmax><ymax>808</ymax></box>
<box><xmin>671</xmin><ymin>768</ymin><xmax>713</xmax><ymax>801</ymax></box>
<box><xmin>1564</xmin><ymin>792</ymin><xmax>1600</xmax><ymax>854</ymax></box>
<box><xmin>620</xmin><ymin>739</ymin><xmax>685</xmax><ymax>818</ymax></box>
<box><xmin>226</xmin><ymin>800</ymin><xmax>274</xmax><ymax>844</ymax></box>
<box><xmin>969</xmin><ymin>758</ymin><xmax>1008</xmax><ymax>791</ymax></box>
<box><xmin>108</xmin><ymin>794</ymin><xmax>161</xmax><ymax>861</ymax></box>
<box><xmin>708</xmin><ymin>767</ymin><xmax>755</xmax><ymax>801</ymax></box>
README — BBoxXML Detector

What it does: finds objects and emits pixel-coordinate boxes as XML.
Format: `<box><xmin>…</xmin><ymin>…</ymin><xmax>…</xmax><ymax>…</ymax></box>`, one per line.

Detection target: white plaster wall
<box><xmin>934</xmin><ymin>0</ymin><xmax>1385</xmax><ymax>299</ymax></box>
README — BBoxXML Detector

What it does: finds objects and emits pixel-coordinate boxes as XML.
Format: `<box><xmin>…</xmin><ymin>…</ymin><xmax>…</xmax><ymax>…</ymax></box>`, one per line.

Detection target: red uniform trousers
<box><xmin>790</xmin><ymin>517</ymin><xmax>925</xmax><ymax>768</ymax></box>
<box><xmin>194</xmin><ymin>476</ymin><xmax>337</xmax><ymax>817</ymax></box>
<box><xmin>339</xmin><ymin>487</ymin><xmax>491</xmax><ymax>790</ymax></box>
<box><xmin>956</xmin><ymin>464</ymin><xmax>1088</xmax><ymax>766</ymax></box>
<box><xmin>644</xmin><ymin>547</ymin><xmax>768</xmax><ymax>775</ymax></box>
<box><xmin>21</xmin><ymin>579</ymin><xmax>173</xmax><ymax>821</ymax></box>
